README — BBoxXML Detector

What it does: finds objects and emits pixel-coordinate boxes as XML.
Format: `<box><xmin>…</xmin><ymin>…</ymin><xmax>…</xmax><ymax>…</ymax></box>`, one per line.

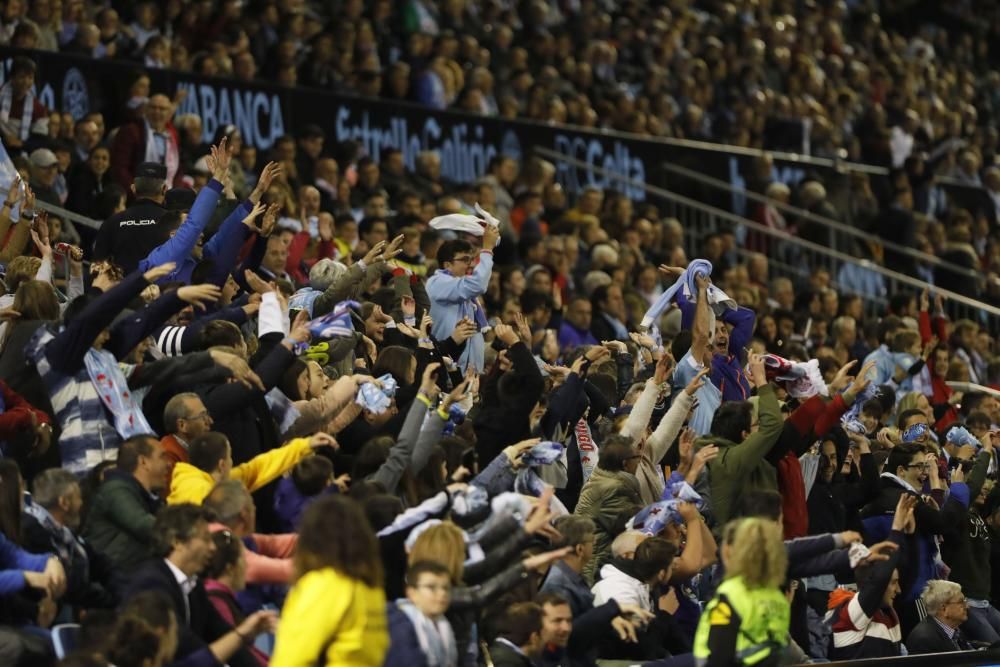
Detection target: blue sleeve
<box><xmin>204</xmin><ymin>200</ymin><xmax>253</xmax><ymax>286</ymax></box>
<box><xmin>138</xmin><ymin>180</ymin><xmax>223</xmax><ymax>273</ymax></box>
<box><xmin>0</xmin><ymin>532</ymin><xmax>49</xmax><ymax>595</ymax></box>
<box><xmin>676</xmin><ymin>291</ymin><xmax>694</xmax><ymax>330</ymax></box>
<box><xmin>235</xmin><ymin>235</ymin><xmax>268</xmax><ymax>293</ymax></box>
<box><xmin>44</xmin><ymin>271</ymin><xmax>150</xmax><ymax>373</ymax></box>
<box><xmin>426</xmin><ymin>252</ymin><xmax>494</xmax><ymax>303</ymax></box>
<box><xmin>105</xmin><ymin>290</ymin><xmax>185</xmax><ymax>360</ymax></box>
<box><xmin>721</xmin><ymin>306</ymin><xmax>756</xmax><ymax>357</ymax></box>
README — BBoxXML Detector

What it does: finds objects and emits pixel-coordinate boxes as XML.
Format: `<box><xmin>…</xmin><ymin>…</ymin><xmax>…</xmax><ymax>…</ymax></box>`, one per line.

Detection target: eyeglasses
<box><xmin>184</xmin><ymin>410</ymin><xmax>211</xmax><ymax>421</ymax></box>
<box><xmin>452</xmin><ymin>255</ymin><xmax>473</xmax><ymax>263</ymax></box>
<box><xmin>948</xmin><ymin>597</ymin><xmax>968</xmax><ymax>607</ymax></box>
<box><xmin>906</xmin><ymin>463</ymin><xmax>932</xmax><ymax>470</ymax></box>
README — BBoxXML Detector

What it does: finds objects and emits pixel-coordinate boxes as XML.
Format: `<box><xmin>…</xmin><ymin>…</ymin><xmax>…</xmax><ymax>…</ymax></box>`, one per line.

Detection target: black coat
<box><xmin>122</xmin><ymin>559</ymin><xmax>258</xmax><ymax>667</ymax></box>
<box><xmin>92</xmin><ymin>198</ymin><xmax>169</xmax><ymax>273</ymax></box>
<box><xmin>905</xmin><ymin>616</ymin><xmax>972</xmax><ymax>654</ymax></box>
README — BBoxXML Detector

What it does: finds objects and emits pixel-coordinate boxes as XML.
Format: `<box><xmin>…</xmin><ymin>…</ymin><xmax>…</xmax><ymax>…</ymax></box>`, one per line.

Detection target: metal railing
<box><xmin>658</xmin><ymin>161</ymin><xmax>985</xmax><ymax>284</ymax></box>
<box><xmin>534</xmin><ymin>146</ymin><xmax>1000</xmax><ymax>330</ymax></box>
<box><xmin>35</xmin><ymin>200</ymin><xmax>101</xmax><ymax>230</ymax></box>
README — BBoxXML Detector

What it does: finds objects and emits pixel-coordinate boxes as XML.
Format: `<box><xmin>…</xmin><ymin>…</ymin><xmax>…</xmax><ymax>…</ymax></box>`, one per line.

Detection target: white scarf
<box><xmin>83</xmin><ymin>348</ymin><xmax>154</xmax><ymax>439</ymax></box>
<box><xmin>0</xmin><ymin>82</ymin><xmax>33</xmax><ymax>141</ymax></box>
<box><xmin>396</xmin><ymin>600</ymin><xmax>457</xmax><ymax>667</ymax></box>
<box><xmin>144</xmin><ymin>120</ymin><xmax>180</xmax><ymax>185</ymax></box>
<box><xmin>576</xmin><ymin>418</ymin><xmax>598</xmax><ymax>483</ymax></box>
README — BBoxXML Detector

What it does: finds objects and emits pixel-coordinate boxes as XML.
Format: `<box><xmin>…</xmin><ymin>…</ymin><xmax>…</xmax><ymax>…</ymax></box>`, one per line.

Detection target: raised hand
<box><xmin>420</xmin><ymin>362</ymin><xmax>442</xmax><ymax>396</ymax></box>
<box><xmin>522</xmin><ymin>546</ymin><xmax>572</xmax><ymax>572</ymax></box>
<box><xmin>451</xmin><ymin>317</ymin><xmax>478</xmax><ymax>344</ymax></box>
<box><xmin>243</xmin><ymin>269</ymin><xmax>273</xmax><ymax>295</ymax></box>
<box><xmin>362</xmin><ymin>240</ymin><xmax>387</xmax><ymax>265</ymax></box>
<box><xmin>288</xmin><ymin>309</ymin><xmax>311</xmax><ymax>344</ymax></box>
<box><xmin>482</xmin><ymin>224</ymin><xmax>500</xmax><ymax>248</ymax></box>
<box><xmin>206</xmin><ymin>136</ymin><xmax>230</xmax><ymax>181</ymax></box>
<box><xmin>241</xmin><ymin>201</ymin><xmax>267</xmax><ymax>231</ymax></box>
<box><xmin>658</xmin><ymin>265</ymin><xmax>685</xmax><ymax>278</ymax></box>
<box><xmin>250</xmin><ymin>161</ymin><xmax>282</xmax><ymax>203</ymax></box>
<box><xmin>308</xmin><ymin>432</ymin><xmax>338</xmax><ymax>450</ymax></box>
<box><xmin>5</xmin><ymin>173</ymin><xmax>22</xmax><ymax>207</ymax></box>
<box><xmin>177</xmin><ymin>283</ymin><xmax>222</xmax><ymax>310</ymax></box>
<box><xmin>748</xmin><ymin>353</ymin><xmax>767</xmax><ymax>388</ymax></box>
<box><xmin>685</xmin><ymin>366</ymin><xmax>710</xmax><ymax>395</ymax></box>
<box><xmin>384</xmin><ymin>234</ymin><xmax>405</xmax><ymax>261</ymax></box>
<box><xmin>848</xmin><ymin>359</ymin><xmax>877</xmax><ymax>396</ymax></box>
<box><xmin>494</xmin><ymin>323</ymin><xmax>519</xmax><ymax>347</ymax></box>
<box><xmin>504</xmin><ymin>438</ymin><xmax>540</xmax><ymax>468</ymax></box>
<box><xmin>828</xmin><ymin>360</ymin><xmax>857</xmax><ymax>393</ymax></box>
<box><xmin>143</xmin><ymin>262</ymin><xmax>177</xmax><ymax>283</ymax></box>
<box><xmin>514</xmin><ymin>311</ymin><xmax>533</xmax><ymax>345</ymax></box>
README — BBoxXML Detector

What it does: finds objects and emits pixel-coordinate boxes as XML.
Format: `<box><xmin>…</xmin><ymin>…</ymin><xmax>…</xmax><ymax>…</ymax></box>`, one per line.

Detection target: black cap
<box><xmin>135</xmin><ymin>162</ymin><xmax>167</xmax><ymax>180</ymax></box>
<box><xmin>165</xmin><ymin>187</ymin><xmax>197</xmax><ymax>212</ymax></box>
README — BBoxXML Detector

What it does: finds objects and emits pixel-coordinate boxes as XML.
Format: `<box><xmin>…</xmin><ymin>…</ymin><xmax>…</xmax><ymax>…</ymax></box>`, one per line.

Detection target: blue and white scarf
<box><xmin>513</xmin><ymin>441</ymin><xmax>565</xmax><ymax>497</ymax></box>
<box><xmin>83</xmin><ymin>348</ymin><xmax>153</xmax><ymax>439</ymax></box>
<box><xmin>23</xmin><ymin>498</ymin><xmax>87</xmax><ymax>569</ymax></box>
<box><xmin>640</xmin><ymin>259</ymin><xmax>736</xmax><ymax>330</ymax></box>
<box><xmin>308</xmin><ymin>299</ymin><xmax>359</xmax><ymax>340</ymax></box>
<box><xmin>288</xmin><ymin>288</ymin><xmax>323</xmax><ymax>318</ymax></box>
<box><xmin>396</xmin><ymin>599</ymin><xmax>458</xmax><ymax>667</ymax></box>
<box><xmin>628</xmin><ymin>474</ymin><xmax>705</xmax><ymax>536</ymax></box>
<box><xmin>357</xmin><ymin>374</ymin><xmax>398</xmax><ymax>414</ymax></box>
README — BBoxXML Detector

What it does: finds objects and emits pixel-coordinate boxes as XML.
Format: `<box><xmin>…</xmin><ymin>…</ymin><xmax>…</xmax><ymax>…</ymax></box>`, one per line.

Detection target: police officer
<box><xmin>92</xmin><ymin>161</ymin><xmax>169</xmax><ymax>273</ymax></box>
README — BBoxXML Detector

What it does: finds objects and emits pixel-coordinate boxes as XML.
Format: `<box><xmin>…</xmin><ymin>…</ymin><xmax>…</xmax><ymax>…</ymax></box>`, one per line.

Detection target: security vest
<box><xmin>693</xmin><ymin>575</ymin><xmax>789</xmax><ymax>666</ymax></box>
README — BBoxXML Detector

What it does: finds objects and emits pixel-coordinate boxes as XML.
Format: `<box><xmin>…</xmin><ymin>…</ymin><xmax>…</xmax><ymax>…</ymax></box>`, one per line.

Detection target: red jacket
<box><xmin>110</xmin><ymin>120</ymin><xmax>183</xmax><ymax>191</ymax></box>
<box><xmin>0</xmin><ymin>380</ymin><xmax>49</xmax><ymax>443</ymax></box>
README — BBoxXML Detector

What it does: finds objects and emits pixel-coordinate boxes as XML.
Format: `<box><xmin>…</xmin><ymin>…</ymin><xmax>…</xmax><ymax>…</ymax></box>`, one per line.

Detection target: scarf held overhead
<box><xmin>640</xmin><ymin>259</ymin><xmax>737</xmax><ymax>330</ymax></box>
<box><xmin>83</xmin><ymin>348</ymin><xmax>154</xmax><ymax>440</ymax></box>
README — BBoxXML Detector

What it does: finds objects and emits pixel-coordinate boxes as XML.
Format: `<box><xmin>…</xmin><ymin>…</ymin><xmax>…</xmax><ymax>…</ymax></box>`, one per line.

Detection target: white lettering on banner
<box><xmin>175</xmin><ymin>82</ymin><xmax>284</xmax><ymax>150</ymax></box>
<box><xmin>335</xmin><ymin>108</ymin><xmax>500</xmax><ymax>184</ymax></box>
<box><xmin>552</xmin><ymin>134</ymin><xmax>647</xmax><ymax>201</ymax></box>
<box><xmin>727</xmin><ymin>156</ymin><xmax>805</xmax><ymax>218</ymax></box>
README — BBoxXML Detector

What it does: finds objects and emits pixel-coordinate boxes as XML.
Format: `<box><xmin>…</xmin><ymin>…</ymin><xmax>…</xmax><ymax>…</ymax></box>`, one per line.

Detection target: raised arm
<box><xmin>426</xmin><ymin>249</ymin><xmax>494</xmax><ymax>303</ymax></box>
<box><xmin>689</xmin><ymin>275</ymin><xmax>712</xmax><ymax>367</ymax></box>
<box><xmin>720</xmin><ymin>306</ymin><xmax>755</xmax><ymax>359</ymax></box>
<box><xmin>723</xmin><ymin>359</ymin><xmax>783</xmax><ymax>472</ymax></box>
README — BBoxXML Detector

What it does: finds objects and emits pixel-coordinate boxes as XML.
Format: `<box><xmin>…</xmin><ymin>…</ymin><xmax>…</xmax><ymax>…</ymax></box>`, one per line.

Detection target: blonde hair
<box><xmin>408</xmin><ymin>522</ymin><xmax>466</xmax><ymax>584</ymax></box>
<box><xmin>723</xmin><ymin>518</ymin><xmax>787</xmax><ymax>589</ymax></box>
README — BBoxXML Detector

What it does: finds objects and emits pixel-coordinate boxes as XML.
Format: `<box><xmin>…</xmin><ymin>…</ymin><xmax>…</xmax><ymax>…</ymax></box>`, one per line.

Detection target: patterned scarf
<box><xmin>0</xmin><ymin>82</ymin><xmax>33</xmax><ymax>141</ymax></box>
<box><xmin>396</xmin><ymin>599</ymin><xmax>458</xmax><ymax>667</ymax></box>
<box><xmin>23</xmin><ymin>498</ymin><xmax>87</xmax><ymax>569</ymax></box>
<box><xmin>143</xmin><ymin>120</ymin><xmax>180</xmax><ymax>184</ymax></box>
<box><xmin>83</xmin><ymin>348</ymin><xmax>153</xmax><ymax>439</ymax></box>
<box><xmin>575</xmin><ymin>419</ymin><xmax>598</xmax><ymax>483</ymax></box>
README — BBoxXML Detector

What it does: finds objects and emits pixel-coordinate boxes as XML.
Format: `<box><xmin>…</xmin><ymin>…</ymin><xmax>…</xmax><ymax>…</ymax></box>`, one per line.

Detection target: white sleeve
<box><xmin>259</xmin><ymin>291</ymin><xmax>288</xmax><ymax>337</ymax></box>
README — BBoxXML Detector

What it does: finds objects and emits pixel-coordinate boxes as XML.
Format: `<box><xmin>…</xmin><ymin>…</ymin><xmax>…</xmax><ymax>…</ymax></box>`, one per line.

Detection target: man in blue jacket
<box><xmin>426</xmin><ymin>224</ymin><xmax>499</xmax><ymax>373</ymax></box>
<box><xmin>137</xmin><ymin>139</ymin><xmax>281</xmax><ymax>287</ymax></box>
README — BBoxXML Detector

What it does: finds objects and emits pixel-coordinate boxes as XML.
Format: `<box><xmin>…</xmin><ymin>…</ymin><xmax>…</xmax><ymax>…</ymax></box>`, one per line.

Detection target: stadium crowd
<box><xmin>0</xmin><ymin>2</ymin><xmax>999</xmax><ymax>667</ymax></box>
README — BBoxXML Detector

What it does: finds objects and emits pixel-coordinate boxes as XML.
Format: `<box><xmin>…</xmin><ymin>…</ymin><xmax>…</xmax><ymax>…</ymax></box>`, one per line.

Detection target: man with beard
<box><xmin>861</xmin><ymin>443</ymin><xmax>969</xmax><ymax>637</ymax></box>
<box><xmin>22</xmin><ymin>468</ymin><xmax>117</xmax><ymax>610</ymax></box>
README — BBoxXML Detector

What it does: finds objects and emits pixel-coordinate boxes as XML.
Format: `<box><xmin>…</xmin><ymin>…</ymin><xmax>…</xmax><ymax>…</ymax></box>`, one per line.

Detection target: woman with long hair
<box><xmin>693</xmin><ymin>518</ymin><xmax>790</xmax><ymax>666</ymax></box>
<box><xmin>204</xmin><ymin>529</ymin><xmax>269</xmax><ymax>666</ymax></box>
<box><xmin>271</xmin><ymin>494</ymin><xmax>389</xmax><ymax>667</ymax></box>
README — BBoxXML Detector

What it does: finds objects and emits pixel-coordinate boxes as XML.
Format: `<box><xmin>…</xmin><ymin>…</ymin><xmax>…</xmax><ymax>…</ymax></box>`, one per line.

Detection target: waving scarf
<box><xmin>83</xmin><ymin>348</ymin><xmax>153</xmax><ymax>439</ymax></box>
<box><xmin>640</xmin><ymin>259</ymin><xmax>736</xmax><ymax>330</ymax></box>
<box><xmin>428</xmin><ymin>203</ymin><xmax>500</xmax><ymax>245</ymax></box>
<box><xmin>0</xmin><ymin>82</ymin><xmax>33</xmax><ymax>141</ymax></box>
<box><xmin>288</xmin><ymin>287</ymin><xmax>323</xmax><ymax>318</ymax></box>
<box><xmin>763</xmin><ymin>354</ymin><xmax>828</xmax><ymax>399</ymax></box>
<box><xmin>628</xmin><ymin>474</ymin><xmax>705</xmax><ymax>536</ymax></box>
<box><xmin>307</xmin><ymin>300</ymin><xmax>359</xmax><ymax>339</ymax></box>
<box><xmin>143</xmin><ymin>120</ymin><xmax>180</xmax><ymax>185</ymax></box>
<box><xmin>514</xmin><ymin>441</ymin><xmax>565</xmax><ymax>497</ymax></box>
<box><xmin>357</xmin><ymin>374</ymin><xmax>398</xmax><ymax>414</ymax></box>
<box><xmin>946</xmin><ymin>426</ymin><xmax>981</xmax><ymax>449</ymax></box>
<box><xmin>575</xmin><ymin>419</ymin><xmax>598</xmax><ymax>484</ymax></box>
<box><xmin>396</xmin><ymin>599</ymin><xmax>458</xmax><ymax>667</ymax></box>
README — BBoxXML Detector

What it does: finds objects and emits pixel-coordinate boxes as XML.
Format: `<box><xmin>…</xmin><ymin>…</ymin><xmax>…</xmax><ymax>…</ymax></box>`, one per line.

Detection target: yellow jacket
<box><xmin>271</xmin><ymin>567</ymin><xmax>388</xmax><ymax>667</ymax></box>
<box><xmin>167</xmin><ymin>437</ymin><xmax>313</xmax><ymax>505</ymax></box>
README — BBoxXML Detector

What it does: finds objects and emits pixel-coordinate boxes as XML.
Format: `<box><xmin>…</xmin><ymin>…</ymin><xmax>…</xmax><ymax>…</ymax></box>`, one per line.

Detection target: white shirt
<box><xmin>164</xmin><ymin>558</ymin><xmax>196</xmax><ymax>622</ymax></box>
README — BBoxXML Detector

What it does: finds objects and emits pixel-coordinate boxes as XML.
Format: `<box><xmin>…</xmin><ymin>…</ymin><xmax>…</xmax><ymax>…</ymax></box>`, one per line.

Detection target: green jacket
<box><xmin>700</xmin><ymin>385</ymin><xmax>783</xmax><ymax>528</ymax></box>
<box><xmin>574</xmin><ymin>466</ymin><xmax>642</xmax><ymax>583</ymax></box>
<box><xmin>82</xmin><ymin>473</ymin><xmax>162</xmax><ymax>571</ymax></box>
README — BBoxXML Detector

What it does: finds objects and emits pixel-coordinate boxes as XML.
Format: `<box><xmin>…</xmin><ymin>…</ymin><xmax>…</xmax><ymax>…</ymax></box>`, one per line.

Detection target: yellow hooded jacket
<box><xmin>167</xmin><ymin>437</ymin><xmax>313</xmax><ymax>505</ymax></box>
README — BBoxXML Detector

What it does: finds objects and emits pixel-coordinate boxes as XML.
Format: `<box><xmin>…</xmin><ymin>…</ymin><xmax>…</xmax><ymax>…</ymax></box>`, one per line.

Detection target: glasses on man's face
<box><xmin>948</xmin><ymin>596</ymin><xmax>968</xmax><ymax>607</ymax></box>
<box><xmin>185</xmin><ymin>410</ymin><xmax>211</xmax><ymax>421</ymax></box>
<box><xmin>452</xmin><ymin>255</ymin><xmax>473</xmax><ymax>264</ymax></box>
<box><xmin>907</xmin><ymin>462</ymin><xmax>932</xmax><ymax>471</ymax></box>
